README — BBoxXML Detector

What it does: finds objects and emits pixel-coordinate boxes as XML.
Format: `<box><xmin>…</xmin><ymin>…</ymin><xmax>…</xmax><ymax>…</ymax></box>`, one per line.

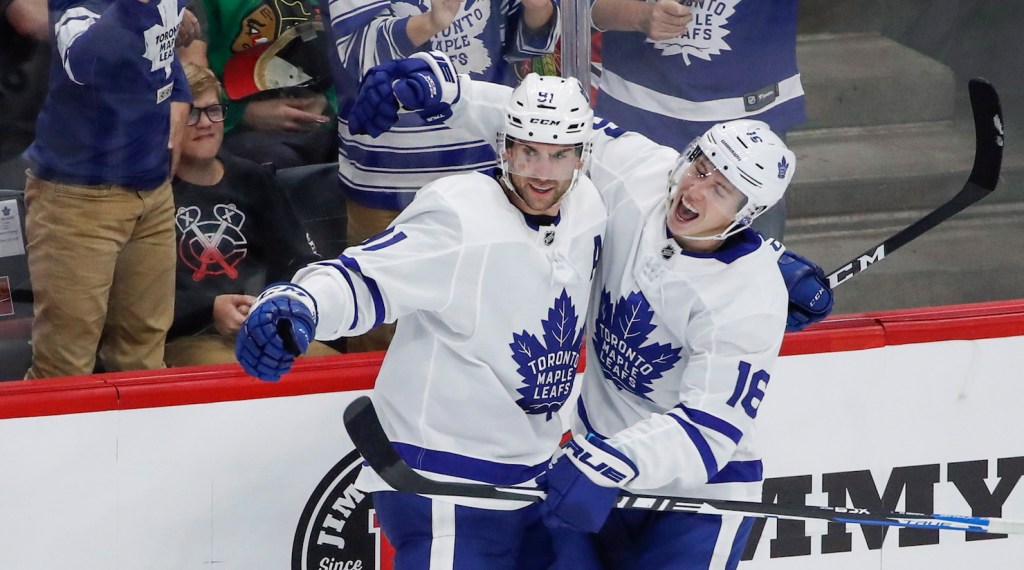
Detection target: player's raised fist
<box><xmin>235</xmin><ymin>283</ymin><xmax>319</xmax><ymax>381</ymax></box>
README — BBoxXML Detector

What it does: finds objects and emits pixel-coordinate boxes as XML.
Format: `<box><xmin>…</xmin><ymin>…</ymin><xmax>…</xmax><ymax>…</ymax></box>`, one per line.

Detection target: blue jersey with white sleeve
<box><xmin>326</xmin><ymin>0</ymin><xmax>559</xmax><ymax>210</ymax></box>
<box><xmin>26</xmin><ymin>0</ymin><xmax>190</xmax><ymax>190</ymax></box>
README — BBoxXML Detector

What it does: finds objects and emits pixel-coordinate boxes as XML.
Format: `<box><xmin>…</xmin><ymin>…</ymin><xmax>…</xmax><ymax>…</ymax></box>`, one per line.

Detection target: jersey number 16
<box><xmin>727</xmin><ymin>361</ymin><xmax>770</xmax><ymax>419</ymax></box>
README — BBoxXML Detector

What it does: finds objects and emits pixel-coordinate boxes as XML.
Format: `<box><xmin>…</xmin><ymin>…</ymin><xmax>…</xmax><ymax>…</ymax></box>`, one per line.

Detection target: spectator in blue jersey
<box><xmin>590</xmin><ymin>0</ymin><xmax>805</xmax><ymax>240</ymax></box>
<box><xmin>0</xmin><ymin>0</ymin><xmax>48</xmax><ymax>190</ymax></box>
<box><xmin>178</xmin><ymin>0</ymin><xmax>338</xmax><ymax>169</ymax></box>
<box><xmin>166</xmin><ymin>63</ymin><xmax>341</xmax><ymax>366</ymax></box>
<box><xmin>21</xmin><ymin>0</ymin><xmax>196</xmax><ymax>379</ymax></box>
<box><xmin>325</xmin><ymin>0</ymin><xmax>560</xmax><ymax>352</ymax></box>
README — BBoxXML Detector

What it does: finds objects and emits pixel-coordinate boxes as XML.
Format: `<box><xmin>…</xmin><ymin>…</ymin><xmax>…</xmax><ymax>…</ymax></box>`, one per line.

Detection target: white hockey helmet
<box><xmin>670</xmin><ymin>119</ymin><xmax>795</xmax><ymax>236</ymax></box>
<box><xmin>503</xmin><ymin>73</ymin><xmax>593</xmax><ymax>145</ymax></box>
<box><xmin>499</xmin><ymin>73</ymin><xmax>593</xmax><ymax>192</ymax></box>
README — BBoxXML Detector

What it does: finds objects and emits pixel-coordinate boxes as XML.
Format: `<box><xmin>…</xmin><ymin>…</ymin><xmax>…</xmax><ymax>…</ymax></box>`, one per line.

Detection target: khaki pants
<box><xmin>23</xmin><ymin>173</ymin><xmax>176</xmax><ymax>378</ymax></box>
<box><xmin>164</xmin><ymin>333</ymin><xmax>341</xmax><ymax>368</ymax></box>
<box><xmin>344</xmin><ymin>199</ymin><xmax>401</xmax><ymax>353</ymax></box>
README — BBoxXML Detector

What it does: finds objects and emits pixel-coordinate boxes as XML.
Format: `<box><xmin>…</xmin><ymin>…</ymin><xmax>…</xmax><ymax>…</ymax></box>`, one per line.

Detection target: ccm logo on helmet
<box><xmin>530</xmin><ymin>118</ymin><xmax>562</xmax><ymax>126</ymax></box>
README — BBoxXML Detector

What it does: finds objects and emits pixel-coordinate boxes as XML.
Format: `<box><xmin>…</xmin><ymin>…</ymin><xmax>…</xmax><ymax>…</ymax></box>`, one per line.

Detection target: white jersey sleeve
<box><xmin>448</xmin><ymin>77</ymin><xmax>514</xmax><ymax>147</ymax></box>
<box><xmin>294</xmin><ymin>181</ymin><xmax>464</xmax><ymax>340</ymax></box>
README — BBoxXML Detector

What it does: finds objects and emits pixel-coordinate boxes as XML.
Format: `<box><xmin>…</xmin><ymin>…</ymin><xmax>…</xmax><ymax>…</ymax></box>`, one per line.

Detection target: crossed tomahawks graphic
<box><xmin>175</xmin><ymin>205</ymin><xmax>248</xmax><ymax>281</ymax></box>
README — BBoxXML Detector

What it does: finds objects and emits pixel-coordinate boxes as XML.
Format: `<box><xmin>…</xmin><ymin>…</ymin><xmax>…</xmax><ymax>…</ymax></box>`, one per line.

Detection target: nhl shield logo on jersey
<box><xmin>592</xmin><ymin>290</ymin><xmax>683</xmax><ymax>400</ymax></box>
<box><xmin>509</xmin><ymin>289</ymin><xmax>584</xmax><ymax>420</ymax></box>
<box><xmin>292</xmin><ymin>450</ymin><xmax>393</xmax><ymax>569</ymax></box>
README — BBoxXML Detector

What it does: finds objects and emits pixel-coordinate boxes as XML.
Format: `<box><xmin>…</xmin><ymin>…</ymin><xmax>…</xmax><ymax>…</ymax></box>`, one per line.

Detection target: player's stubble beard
<box><xmin>500</xmin><ymin>172</ymin><xmax>571</xmax><ymax>217</ymax></box>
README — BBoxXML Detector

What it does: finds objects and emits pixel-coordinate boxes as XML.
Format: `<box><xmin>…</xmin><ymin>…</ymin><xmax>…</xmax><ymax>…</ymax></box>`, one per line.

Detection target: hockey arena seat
<box><xmin>274</xmin><ymin>162</ymin><xmax>348</xmax><ymax>260</ymax></box>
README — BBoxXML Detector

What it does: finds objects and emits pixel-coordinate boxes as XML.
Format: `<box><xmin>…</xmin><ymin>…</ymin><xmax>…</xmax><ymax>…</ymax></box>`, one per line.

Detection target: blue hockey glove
<box><xmin>235</xmin><ymin>283</ymin><xmax>318</xmax><ymax>382</ymax></box>
<box><xmin>778</xmin><ymin>249</ymin><xmax>834</xmax><ymax>332</ymax></box>
<box><xmin>540</xmin><ymin>433</ymin><xmax>638</xmax><ymax>533</ymax></box>
<box><xmin>392</xmin><ymin>51</ymin><xmax>461</xmax><ymax>124</ymax></box>
<box><xmin>347</xmin><ymin>51</ymin><xmax>461</xmax><ymax>137</ymax></box>
<box><xmin>347</xmin><ymin>64</ymin><xmax>402</xmax><ymax>137</ymax></box>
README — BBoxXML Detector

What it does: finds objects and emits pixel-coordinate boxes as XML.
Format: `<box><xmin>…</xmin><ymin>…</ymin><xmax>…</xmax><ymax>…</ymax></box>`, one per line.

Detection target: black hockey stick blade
<box><xmin>342</xmin><ymin>395</ymin><xmax>544</xmax><ymax>502</ymax></box>
<box><xmin>342</xmin><ymin>396</ymin><xmax>1024</xmax><ymax>533</ymax></box>
<box><xmin>826</xmin><ymin>78</ymin><xmax>1004</xmax><ymax>289</ymax></box>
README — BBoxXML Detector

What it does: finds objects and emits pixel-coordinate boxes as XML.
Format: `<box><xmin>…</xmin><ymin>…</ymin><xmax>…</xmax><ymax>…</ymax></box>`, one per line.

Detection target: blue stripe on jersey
<box><xmin>674</xmin><ymin>404</ymin><xmax>743</xmax><ymax>445</ymax></box>
<box><xmin>593</xmin><ymin>117</ymin><xmax>627</xmax><ymax>139</ymax></box>
<box><xmin>669</xmin><ymin>413</ymin><xmax>719</xmax><ymax>481</ymax></box>
<box><xmin>708</xmin><ymin>460</ymin><xmax>763</xmax><ymax>484</ymax></box>
<box><xmin>392</xmin><ymin>442</ymin><xmax>547</xmax><ymax>485</ymax></box>
<box><xmin>362</xmin><ymin>230</ymin><xmax>407</xmax><ymax>251</ymax></box>
<box><xmin>340</xmin><ymin>139</ymin><xmax>496</xmax><ymax>170</ymax></box>
<box><xmin>596</xmin><ymin>92</ymin><xmax>805</xmax><ymax>151</ymax></box>
<box><xmin>318</xmin><ymin>260</ymin><xmax>361</xmax><ymax>331</ymax></box>
<box><xmin>337</xmin><ymin>254</ymin><xmax>386</xmax><ymax>327</ymax></box>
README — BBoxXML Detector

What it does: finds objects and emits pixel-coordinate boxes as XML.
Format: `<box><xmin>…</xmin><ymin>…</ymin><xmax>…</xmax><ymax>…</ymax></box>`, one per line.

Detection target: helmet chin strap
<box><xmin>499</xmin><ymin>170</ymin><xmax>533</xmax><ymax>212</ymax></box>
<box><xmin>675</xmin><ymin>220</ymin><xmax>746</xmax><ymax>243</ymax></box>
<box><xmin>498</xmin><ymin>138</ymin><xmax>588</xmax><ymax>210</ymax></box>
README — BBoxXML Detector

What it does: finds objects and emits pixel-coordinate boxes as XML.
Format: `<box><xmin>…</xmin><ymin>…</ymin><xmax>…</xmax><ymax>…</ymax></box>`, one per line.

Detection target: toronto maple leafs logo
<box><xmin>392</xmin><ymin>0</ymin><xmax>493</xmax><ymax>74</ymax></box>
<box><xmin>509</xmin><ymin>289</ymin><xmax>584</xmax><ymax>420</ymax></box>
<box><xmin>652</xmin><ymin>0</ymin><xmax>739</xmax><ymax>66</ymax></box>
<box><xmin>143</xmin><ymin>0</ymin><xmax>182</xmax><ymax>78</ymax></box>
<box><xmin>777</xmin><ymin>156</ymin><xmax>790</xmax><ymax>179</ymax></box>
<box><xmin>592</xmin><ymin>290</ymin><xmax>682</xmax><ymax>401</ymax></box>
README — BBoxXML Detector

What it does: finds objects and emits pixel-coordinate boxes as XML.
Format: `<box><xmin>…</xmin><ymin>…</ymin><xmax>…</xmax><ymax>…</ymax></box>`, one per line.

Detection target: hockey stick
<box><xmin>343</xmin><ymin>395</ymin><xmax>1024</xmax><ymax>534</ymax></box>
<box><xmin>826</xmin><ymin>78</ymin><xmax>1004</xmax><ymax>289</ymax></box>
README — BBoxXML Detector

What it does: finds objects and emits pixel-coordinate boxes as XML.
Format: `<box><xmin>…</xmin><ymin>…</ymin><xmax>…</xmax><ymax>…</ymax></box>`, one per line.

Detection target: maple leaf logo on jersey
<box><xmin>509</xmin><ymin>289</ymin><xmax>584</xmax><ymax>420</ymax></box>
<box><xmin>652</xmin><ymin>0</ymin><xmax>738</xmax><ymax>65</ymax></box>
<box><xmin>393</xmin><ymin>0</ymin><xmax>493</xmax><ymax>75</ymax></box>
<box><xmin>592</xmin><ymin>290</ymin><xmax>682</xmax><ymax>401</ymax></box>
<box><xmin>143</xmin><ymin>0</ymin><xmax>181</xmax><ymax>78</ymax></box>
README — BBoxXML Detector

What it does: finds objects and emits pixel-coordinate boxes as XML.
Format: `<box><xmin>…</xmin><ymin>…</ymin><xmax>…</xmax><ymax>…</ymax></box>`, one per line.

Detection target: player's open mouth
<box><xmin>529</xmin><ymin>182</ymin><xmax>555</xmax><ymax>195</ymax></box>
<box><xmin>676</xmin><ymin>197</ymin><xmax>699</xmax><ymax>222</ymax></box>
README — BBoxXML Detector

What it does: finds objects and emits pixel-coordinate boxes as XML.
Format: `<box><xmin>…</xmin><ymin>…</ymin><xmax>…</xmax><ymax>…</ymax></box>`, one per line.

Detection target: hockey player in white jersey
<box><xmin>235</xmin><ymin>58</ymin><xmax>606</xmax><ymax>569</ymax></box>
<box><xmin>345</xmin><ymin>52</ymin><xmax>833</xmax><ymax>569</ymax></box>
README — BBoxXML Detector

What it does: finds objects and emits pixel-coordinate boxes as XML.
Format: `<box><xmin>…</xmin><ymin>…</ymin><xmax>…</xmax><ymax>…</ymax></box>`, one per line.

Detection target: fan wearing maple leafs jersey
<box><xmin>22</xmin><ymin>0</ymin><xmax>193</xmax><ymax>379</ymax></box>
<box><xmin>234</xmin><ymin>73</ymin><xmax>605</xmax><ymax>569</ymax></box>
<box><xmin>442</xmin><ymin>78</ymin><xmax>795</xmax><ymax>569</ymax></box>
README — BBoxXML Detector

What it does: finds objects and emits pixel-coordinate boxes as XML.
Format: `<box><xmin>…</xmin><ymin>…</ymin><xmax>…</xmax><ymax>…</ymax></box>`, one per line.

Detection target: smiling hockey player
<box><xmin>235</xmin><ymin>55</ymin><xmax>606</xmax><ymax>569</ymax></box>
<box><xmin>345</xmin><ymin>51</ymin><xmax>833</xmax><ymax>569</ymax></box>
